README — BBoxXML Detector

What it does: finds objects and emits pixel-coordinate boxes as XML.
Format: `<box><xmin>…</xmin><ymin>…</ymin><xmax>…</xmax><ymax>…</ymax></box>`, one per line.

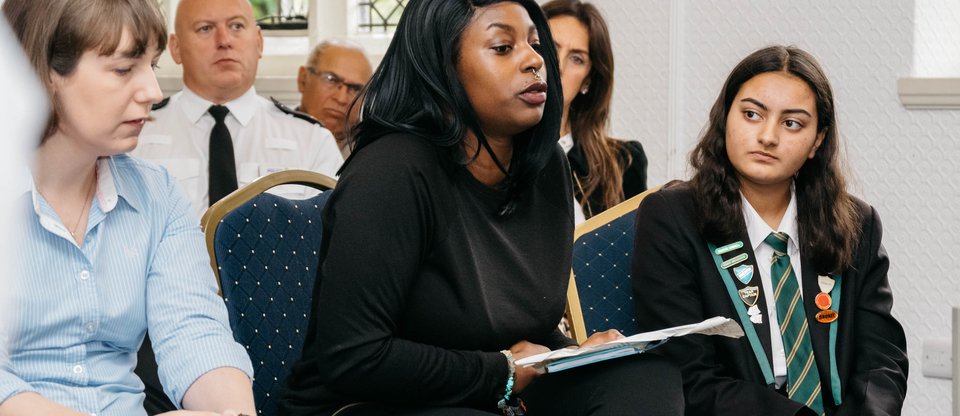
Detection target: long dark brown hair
<box><xmin>542</xmin><ymin>0</ymin><xmax>625</xmax><ymax>211</ymax></box>
<box><xmin>689</xmin><ymin>45</ymin><xmax>860</xmax><ymax>273</ymax></box>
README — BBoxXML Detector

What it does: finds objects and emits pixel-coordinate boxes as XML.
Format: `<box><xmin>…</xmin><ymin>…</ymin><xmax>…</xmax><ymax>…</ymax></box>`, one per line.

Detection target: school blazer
<box><xmin>631</xmin><ymin>185</ymin><xmax>908</xmax><ymax>416</ymax></box>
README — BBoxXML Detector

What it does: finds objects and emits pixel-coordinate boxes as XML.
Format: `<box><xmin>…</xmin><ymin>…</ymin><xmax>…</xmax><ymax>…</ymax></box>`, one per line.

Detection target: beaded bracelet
<box><xmin>497</xmin><ymin>349</ymin><xmax>516</xmax><ymax>409</ymax></box>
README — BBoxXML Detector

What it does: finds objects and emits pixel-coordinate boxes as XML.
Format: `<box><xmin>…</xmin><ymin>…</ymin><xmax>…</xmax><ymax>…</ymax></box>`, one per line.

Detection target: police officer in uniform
<box><xmin>134</xmin><ymin>0</ymin><xmax>343</xmax><ymax>215</ymax></box>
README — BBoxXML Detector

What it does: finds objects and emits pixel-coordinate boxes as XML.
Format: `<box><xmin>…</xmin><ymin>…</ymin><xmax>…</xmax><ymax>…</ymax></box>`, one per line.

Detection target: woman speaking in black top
<box><xmin>280</xmin><ymin>0</ymin><xmax>683</xmax><ymax>415</ymax></box>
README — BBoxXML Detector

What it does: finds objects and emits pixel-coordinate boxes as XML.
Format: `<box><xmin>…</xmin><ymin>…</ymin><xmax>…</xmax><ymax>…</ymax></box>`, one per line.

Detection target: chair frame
<box><xmin>200</xmin><ymin>169</ymin><xmax>337</xmax><ymax>291</ymax></box>
<box><xmin>566</xmin><ymin>185</ymin><xmax>661</xmax><ymax>344</ymax></box>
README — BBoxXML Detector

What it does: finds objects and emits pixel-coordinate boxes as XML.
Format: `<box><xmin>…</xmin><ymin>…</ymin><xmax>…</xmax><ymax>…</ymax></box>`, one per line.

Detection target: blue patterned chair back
<box><xmin>567</xmin><ymin>186</ymin><xmax>660</xmax><ymax>344</ymax></box>
<box><xmin>201</xmin><ymin>170</ymin><xmax>336</xmax><ymax>416</ymax></box>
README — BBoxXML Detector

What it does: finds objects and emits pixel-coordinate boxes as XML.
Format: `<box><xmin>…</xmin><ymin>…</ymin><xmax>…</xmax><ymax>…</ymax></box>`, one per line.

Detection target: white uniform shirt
<box><xmin>133</xmin><ymin>87</ymin><xmax>343</xmax><ymax>214</ymax></box>
<box><xmin>741</xmin><ymin>186</ymin><xmax>802</xmax><ymax>388</ymax></box>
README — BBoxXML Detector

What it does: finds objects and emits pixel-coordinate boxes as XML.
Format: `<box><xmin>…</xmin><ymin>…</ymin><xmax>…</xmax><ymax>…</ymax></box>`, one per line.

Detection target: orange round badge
<box><xmin>815</xmin><ymin>309</ymin><xmax>838</xmax><ymax>324</ymax></box>
<box><xmin>815</xmin><ymin>292</ymin><xmax>832</xmax><ymax>310</ymax></box>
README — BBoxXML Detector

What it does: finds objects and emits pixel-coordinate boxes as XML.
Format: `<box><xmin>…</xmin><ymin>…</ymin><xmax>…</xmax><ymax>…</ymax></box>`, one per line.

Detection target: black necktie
<box><xmin>208</xmin><ymin>105</ymin><xmax>238</xmax><ymax>205</ymax></box>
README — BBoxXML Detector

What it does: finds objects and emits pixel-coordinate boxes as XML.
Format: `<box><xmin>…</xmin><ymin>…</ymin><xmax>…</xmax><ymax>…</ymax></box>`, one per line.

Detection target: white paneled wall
<box><xmin>593</xmin><ymin>1</ymin><xmax>960</xmax><ymax>414</ymax></box>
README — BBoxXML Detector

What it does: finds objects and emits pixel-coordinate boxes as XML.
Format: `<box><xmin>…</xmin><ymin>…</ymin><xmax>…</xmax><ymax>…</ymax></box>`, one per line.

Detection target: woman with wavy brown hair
<box><xmin>543</xmin><ymin>0</ymin><xmax>647</xmax><ymax>221</ymax></box>
<box><xmin>632</xmin><ymin>45</ymin><xmax>908</xmax><ymax>416</ymax></box>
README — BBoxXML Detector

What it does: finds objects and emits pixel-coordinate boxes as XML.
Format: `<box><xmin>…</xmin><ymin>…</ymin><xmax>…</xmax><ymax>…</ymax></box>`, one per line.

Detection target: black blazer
<box><xmin>631</xmin><ymin>185</ymin><xmax>908</xmax><ymax>416</ymax></box>
<box><xmin>567</xmin><ymin>138</ymin><xmax>647</xmax><ymax>217</ymax></box>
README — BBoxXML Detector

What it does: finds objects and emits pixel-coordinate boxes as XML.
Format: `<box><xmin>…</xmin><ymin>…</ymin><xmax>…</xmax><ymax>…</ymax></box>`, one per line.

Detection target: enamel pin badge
<box><xmin>816</xmin><ymin>309</ymin><xmax>838</xmax><ymax>323</ymax></box>
<box><xmin>818</xmin><ymin>275</ymin><xmax>836</xmax><ymax>293</ymax></box>
<box><xmin>721</xmin><ymin>253</ymin><xmax>748</xmax><ymax>269</ymax></box>
<box><xmin>740</xmin><ymin>286</ymin><xmax>762</xmax><ymax>324</ymax></box>
<box><xmin>714</xmin><ymin>241</ymin><xmax>744</xmax><ymax>255</ymax></box>
<box><xmin>734</xmin><ymin>265</ymin><xmax>754</xmax><ymax>285</ymax></box>
<box><xmin>815</xmin><ymin>275</ymin><xmax>838</xmax><ymax>321</ymax></box>
<box><xmin>738</xmin><ymin>286</ymin><xmax>759</xmax><ymax>307</ymax></box>
<box><xmin>747</xmin><ymin>305</ymin><xmax>763</xmax><ymax>324</ymax></box>
<box><xmin>815</xmin><ymin>292</ymin><xmax>832</xmax><ymax>310</ymax></box>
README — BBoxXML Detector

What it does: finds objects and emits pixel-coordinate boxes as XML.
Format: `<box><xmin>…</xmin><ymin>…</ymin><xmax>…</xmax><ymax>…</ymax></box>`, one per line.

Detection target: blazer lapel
<box><xmin>721</xmin><ymin>232</ymin><xmax>776</xmax><ymax>374</ymax></box>
<box><xmin>800</xmin><ymin>255</ymin><xmax>832</xmax><ymax>394</ymax></box>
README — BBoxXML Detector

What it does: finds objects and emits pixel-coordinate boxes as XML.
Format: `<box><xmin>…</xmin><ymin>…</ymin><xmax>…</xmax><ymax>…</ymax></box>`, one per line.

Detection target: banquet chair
<box><xmin>566</xmin><ymin>186</ymin><xmax>660</xmax><ymax>344</ymax></box>
<box><xmin>201</xmin><ymin>169</ymin><xmax>336</xmax><ymax>416</ymax></box>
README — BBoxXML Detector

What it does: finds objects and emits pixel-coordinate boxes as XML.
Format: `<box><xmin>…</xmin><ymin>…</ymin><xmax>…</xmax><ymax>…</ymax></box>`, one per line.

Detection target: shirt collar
<box><xmin>558</xmin><ymin>132</ymin><xmax>574</xmax><ymax>154</ymax></box>
<box><xmin>741</xmin><ymin>183</ymin><xmax>799</xmax><ymax>254</ymax></box>
<box><xmin>24</xmin><ymin>156</ymin><xmax>140</xmax><ymax>216</ymax></box>
<box><xmin>100</xmin><ymin>156</ymin><xmax>141</xmax><ymax>213</ymax></box>
<box><xmin>179</xmin><ymin>85</ymin><xmax>258</xmax><ymax>127</ymax></box>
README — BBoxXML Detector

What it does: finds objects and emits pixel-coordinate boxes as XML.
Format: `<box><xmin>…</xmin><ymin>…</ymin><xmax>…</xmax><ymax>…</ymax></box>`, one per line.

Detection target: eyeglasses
<box><xmin>306</xmin><ymin>67</ymin><xmax>364</xmax><ymax>97</ymax></box>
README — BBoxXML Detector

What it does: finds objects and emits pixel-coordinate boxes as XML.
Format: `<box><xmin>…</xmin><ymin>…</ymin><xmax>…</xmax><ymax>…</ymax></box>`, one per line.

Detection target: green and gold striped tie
<box><xmin>765</xmin><ymin>232</ymin><xmax>824</xmax><ymax>415</ymax></box>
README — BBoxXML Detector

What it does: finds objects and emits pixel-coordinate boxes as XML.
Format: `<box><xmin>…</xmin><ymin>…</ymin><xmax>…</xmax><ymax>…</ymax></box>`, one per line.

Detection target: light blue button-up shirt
<box><xmin>1</xmin><ymin>154</ymin><xmax>253</xmax><ymax>415</ymax></box>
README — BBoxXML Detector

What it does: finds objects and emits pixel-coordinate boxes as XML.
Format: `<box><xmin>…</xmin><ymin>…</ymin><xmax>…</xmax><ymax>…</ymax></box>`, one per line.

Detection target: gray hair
<box><xmin>306</xmin><ymin>38</ymin><xmax>368</xmax><ymax>67</ymax></box>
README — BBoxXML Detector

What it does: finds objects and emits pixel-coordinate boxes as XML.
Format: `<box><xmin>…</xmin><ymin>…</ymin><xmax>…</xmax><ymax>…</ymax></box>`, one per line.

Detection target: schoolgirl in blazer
<box><xmin>631</xmin><ymin>45</ymin><xmax>908</xmax><ymax>416</ymax></box>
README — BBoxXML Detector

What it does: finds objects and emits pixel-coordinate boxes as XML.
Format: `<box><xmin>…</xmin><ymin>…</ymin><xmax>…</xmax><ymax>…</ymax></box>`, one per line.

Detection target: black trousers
<box><xmin>135</xmin><ymin>333</ymin><xmax>179</xmax><ymax>414</ymax></box>
<box><xmin>335</xmin><ymin>353</ymin><xmax>684</xmax><ymax>416</ymax></box>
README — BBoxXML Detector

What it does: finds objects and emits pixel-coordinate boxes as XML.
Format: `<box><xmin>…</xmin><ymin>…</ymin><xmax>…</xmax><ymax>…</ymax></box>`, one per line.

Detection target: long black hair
<box><xmin>689</xmin><ymin>45</ymin><xmax>860</xmax><ymax>273</ymax></box>
<box><xmin>346</xmin><ymin>0</ymin><xmax>563</xmax><ymax>215</ymax></box>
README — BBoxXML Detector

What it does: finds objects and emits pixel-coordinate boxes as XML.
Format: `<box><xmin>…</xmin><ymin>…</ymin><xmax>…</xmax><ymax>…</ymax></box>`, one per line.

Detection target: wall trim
<box><xmin>898</xmin><ymin>78</ymin><xmax>960</xmax><ymax>110</ymax></box>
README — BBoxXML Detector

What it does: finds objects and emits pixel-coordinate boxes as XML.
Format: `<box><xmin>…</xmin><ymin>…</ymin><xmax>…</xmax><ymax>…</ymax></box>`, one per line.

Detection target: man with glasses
<box><xmin>297</xmin><ymin>39</ymin><xmax>373</xmax><ymax>158</ymax></box>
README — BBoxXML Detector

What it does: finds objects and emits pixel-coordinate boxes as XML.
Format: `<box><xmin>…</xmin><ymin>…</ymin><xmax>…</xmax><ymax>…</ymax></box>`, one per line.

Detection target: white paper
<box><xmin>515</xmin><ymin>316</ymin><xmax>744</xmax><ymax>370</ymax></box>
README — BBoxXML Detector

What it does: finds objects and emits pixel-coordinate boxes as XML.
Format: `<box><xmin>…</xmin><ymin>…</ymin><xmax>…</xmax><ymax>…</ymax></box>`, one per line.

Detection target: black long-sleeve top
<box><xmin>280</xmin><ymin>132</ymin><xmax>576</xmax><ymax>415</ymax></box>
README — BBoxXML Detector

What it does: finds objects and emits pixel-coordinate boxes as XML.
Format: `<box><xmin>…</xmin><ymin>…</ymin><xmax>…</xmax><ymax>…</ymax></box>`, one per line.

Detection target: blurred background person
<box><xmin>0</xmin><ymin>0</ymin><xmax>255</xmax><ymax>415</ymax></box>
<box><xmin>297</xmin><ymin>39</ymin><xmax>373</xmax><ymax>158</ymax></box>
<box><xmin>543</xmin><ymin>0</ymin><xmax>647</xmax><ymax>222</ymax></box>
<box><xmin>0</xmin><ymin>6</ymin><xmax>46</xmax><ymax>341</ymax></box>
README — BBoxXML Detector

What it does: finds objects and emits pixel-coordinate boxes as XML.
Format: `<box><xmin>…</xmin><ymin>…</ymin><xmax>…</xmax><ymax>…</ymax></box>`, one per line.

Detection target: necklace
<box><xmin>36</xmin><ymin>168</ymin><xmax>97</xmax><ymax>239</ymax></box>
<box><xmin>68</xmin><ymin>170</ymin><xmax>97</xmax><ymax>238</ymax></box>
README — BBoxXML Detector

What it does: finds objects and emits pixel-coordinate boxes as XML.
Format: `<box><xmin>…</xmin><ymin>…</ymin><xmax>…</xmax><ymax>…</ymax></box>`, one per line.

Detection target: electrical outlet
<box><xmin>922</xmin><ymin>338</ymin><xmax>952</xmax><ymax>379</ymax></box>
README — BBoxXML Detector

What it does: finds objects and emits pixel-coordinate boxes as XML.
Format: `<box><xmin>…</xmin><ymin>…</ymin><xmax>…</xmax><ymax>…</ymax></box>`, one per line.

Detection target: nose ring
<box><xmin>533</xmin><ymin>71</ymin><xmax>542</xmax><ymax>82</ymax></box>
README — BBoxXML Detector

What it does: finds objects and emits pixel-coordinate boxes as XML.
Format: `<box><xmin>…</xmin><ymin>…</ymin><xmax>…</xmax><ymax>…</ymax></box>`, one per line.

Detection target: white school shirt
<box><xmin>133</xmin><ymin>86</ymin><xmax>343</xmax><ymax>215</ymax></box>
<box><xmin>740</xmin><ymin>187</ymin><xmax>803</xmax><ymax>388</ymax></box>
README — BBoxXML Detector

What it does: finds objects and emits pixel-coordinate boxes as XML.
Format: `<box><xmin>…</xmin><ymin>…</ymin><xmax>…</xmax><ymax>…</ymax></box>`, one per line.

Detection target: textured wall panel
<box><xmin>593</xmin><ymin>1</ymin><xmax>960</xmax><ymax>414</ymax></box>
<box><xmin>594</xmin><ymin>1</ymin><xmax>673</xmax><ymax>187</ymax></box>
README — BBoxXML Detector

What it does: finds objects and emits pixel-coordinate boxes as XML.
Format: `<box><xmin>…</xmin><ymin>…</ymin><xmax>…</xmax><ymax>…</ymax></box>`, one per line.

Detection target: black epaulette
<box><xmin>151</xmin><ymin>97</ymin><xmax>170</xmax><ymax>111</ymax></box>
<box><xmin>271</xmin><ymin>96</ymin><xmax>325</xmax><ymax>127</ymax></box>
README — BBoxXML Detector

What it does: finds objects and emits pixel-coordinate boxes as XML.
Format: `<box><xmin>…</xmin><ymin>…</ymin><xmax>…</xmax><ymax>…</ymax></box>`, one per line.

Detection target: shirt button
<box><xmin>73</xmin><ymin>365</ymin><xmax>83</xmax><ymax>374</ymax></box>
<box><xmin>84</xmin><ymin>322</ymin><xmax>95</xmax><ymax>333</ymax></box>
<box><xmin>79</xmin><ymin>270</ymin><xmax>90</xmax><ymax>280</ymax></box>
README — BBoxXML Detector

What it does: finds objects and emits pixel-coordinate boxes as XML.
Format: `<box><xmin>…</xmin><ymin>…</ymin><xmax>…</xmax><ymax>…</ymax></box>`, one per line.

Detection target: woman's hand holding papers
<box><xmin>578</xmin><ymin>329</ymin><xmax>625</xmax><ymax>349</ymax></box>
<box><xmin>509</xmin><ymin>340</ymin><xmax>551</xmax><ymax>394</ymax></box>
